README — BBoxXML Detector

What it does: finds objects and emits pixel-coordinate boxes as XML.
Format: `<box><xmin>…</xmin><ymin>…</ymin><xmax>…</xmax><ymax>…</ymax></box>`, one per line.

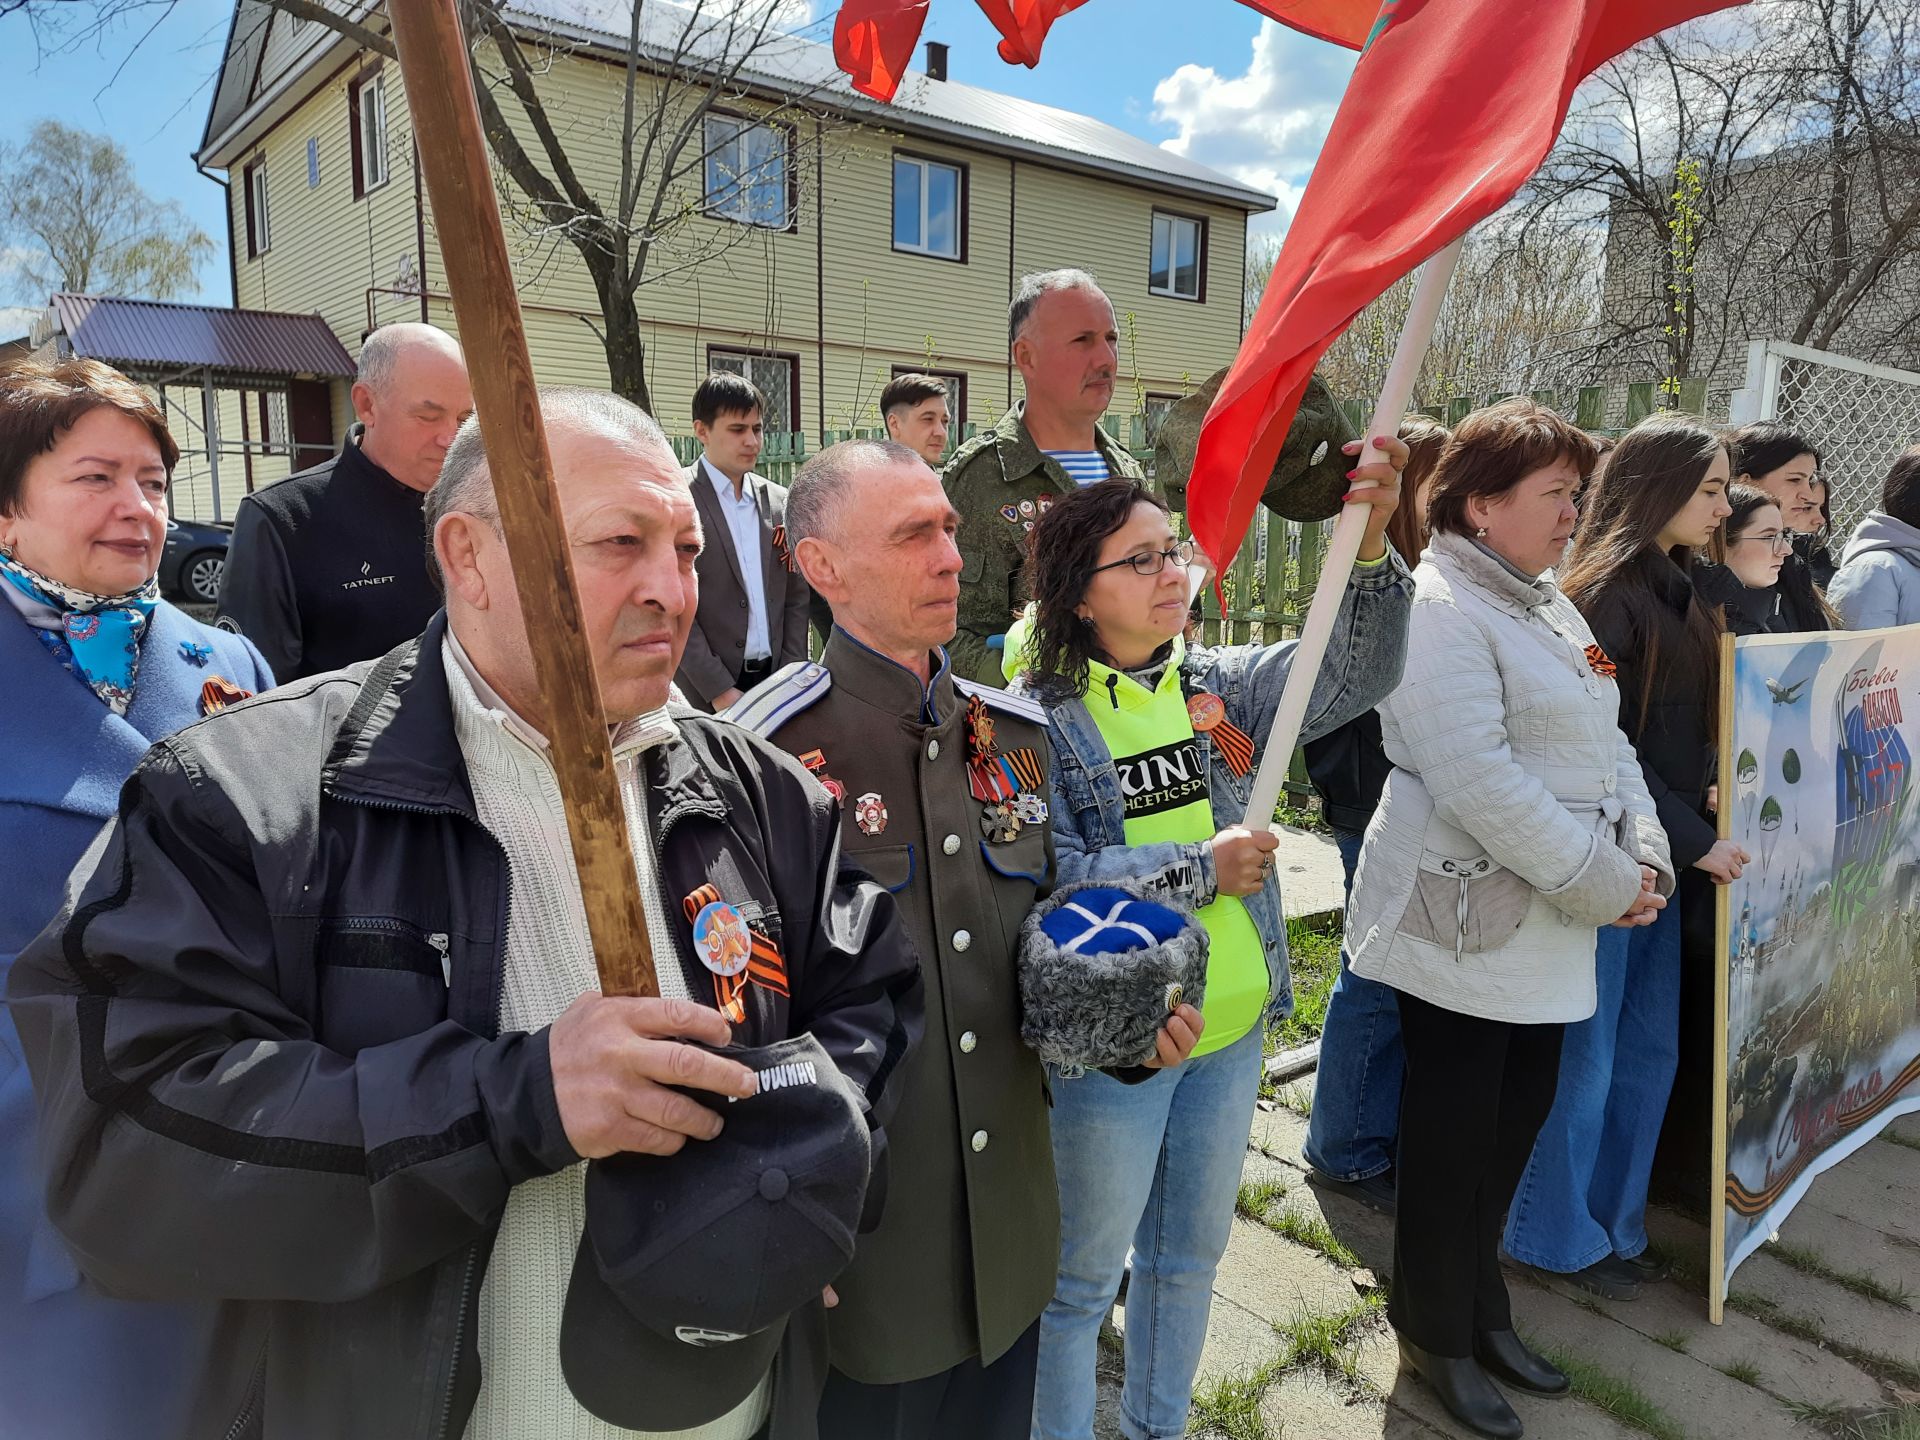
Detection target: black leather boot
<box><xmin>1398</xmin><ymin>1337</ymin><xmax>1524</xmax><ymax>1438</ymax></box>
<box><xmin>1474</xmin><ymin>1329</ymin><xmax>1570</xmax><ymax>1396</ymax></box>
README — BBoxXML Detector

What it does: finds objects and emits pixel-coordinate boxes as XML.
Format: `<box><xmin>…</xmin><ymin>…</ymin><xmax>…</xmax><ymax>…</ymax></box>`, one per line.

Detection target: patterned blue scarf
<box><xmin>0</xmin><ymin>548</ymin><xmax>159</xmax><ymax>715</ymax></box>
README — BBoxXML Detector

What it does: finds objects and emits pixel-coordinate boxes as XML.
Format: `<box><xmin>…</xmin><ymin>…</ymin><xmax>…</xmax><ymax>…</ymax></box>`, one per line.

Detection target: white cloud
<box><xmin>0</xmin><ymin>305</ymin><xmax>40</xmax><ymax>339</ymax></box>
<box><xmin>1151</xmin><ymin>22</ymin><xmax>1357</xmax><ymax>236</ymax></box>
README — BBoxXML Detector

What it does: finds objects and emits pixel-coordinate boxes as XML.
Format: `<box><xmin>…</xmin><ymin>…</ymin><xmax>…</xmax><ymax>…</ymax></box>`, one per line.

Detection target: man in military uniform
<box><xmin>945</xmin><ymin>269</ymin><xmax>1146</xmax><ymax>687</ymax></box>
<box><xmin>730</xmin><ymin>438</ymin><xmax>1058</xmax><ymax>1437</ymax></box>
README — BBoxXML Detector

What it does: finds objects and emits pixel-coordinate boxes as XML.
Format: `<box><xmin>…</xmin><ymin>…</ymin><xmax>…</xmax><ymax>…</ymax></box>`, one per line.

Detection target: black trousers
<box><xmin>1390</xmin><ymin>989</ymin><xmax>1564</xmax><ymax>1358</ymax></box>
<box><xmin>815</xmin><ymin>1321</ymin><xmax>1040</xmax><ymax>1440</ymax></box>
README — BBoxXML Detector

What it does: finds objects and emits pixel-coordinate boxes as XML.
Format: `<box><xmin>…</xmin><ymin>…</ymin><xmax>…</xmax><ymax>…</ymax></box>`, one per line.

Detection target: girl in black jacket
<box><xmin>1691</xmin><ymin>486</ymin><xmax>1795</xmax><ymax>636</ymax></box>
<box><xmin>1727</xmin><ymin>423</ymin><xmax>1840</xmax><ymax>628</ymax></box>
<box><xmin>1502</xmin><ymin>414</ymin><xmax>1751</xmax><ymax>1301</ymax></box>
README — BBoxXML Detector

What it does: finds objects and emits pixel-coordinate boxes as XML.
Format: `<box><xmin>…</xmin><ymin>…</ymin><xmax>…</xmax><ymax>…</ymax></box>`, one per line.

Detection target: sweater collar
<box><xmin>1086</xmin><ymin>636</ymin><xmax>1186</xmax><ymax>713</ymax></box>
<box><xmin>1431</xmin><ymin>531</ymin><xmax>1558</xmax><ymax>613</ymax></box>
<box><xmin>338</xmin><ymin>425</ymin><xmax>426</xmax><ymax>506</ymax></box>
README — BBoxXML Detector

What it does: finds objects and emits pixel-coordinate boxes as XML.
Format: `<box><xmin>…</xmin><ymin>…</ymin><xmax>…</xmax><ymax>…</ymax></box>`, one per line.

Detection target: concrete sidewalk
<box><xmin>1090</xmin><ymin>1075</ymin><xmax>1920</xmax><ymax>1439</ymax></box>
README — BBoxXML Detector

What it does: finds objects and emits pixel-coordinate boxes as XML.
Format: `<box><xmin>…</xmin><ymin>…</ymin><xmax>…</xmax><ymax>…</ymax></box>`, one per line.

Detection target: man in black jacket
<box><xmin>216</xmin><ymin>322</ymin><xmax>473</xmax><ymax>681</ymax></box>
<box><xmin>11</xmin><ymin>387</ymin><xmax>923</xmax><ymax>1440</ymax></box>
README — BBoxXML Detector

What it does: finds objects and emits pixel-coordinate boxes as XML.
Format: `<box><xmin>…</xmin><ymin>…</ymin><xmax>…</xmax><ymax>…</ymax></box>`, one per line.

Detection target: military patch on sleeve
<box><xmin>723</xmin><ymin>660</ymin><xmax>831</xmax><ymax>734</ymax></box>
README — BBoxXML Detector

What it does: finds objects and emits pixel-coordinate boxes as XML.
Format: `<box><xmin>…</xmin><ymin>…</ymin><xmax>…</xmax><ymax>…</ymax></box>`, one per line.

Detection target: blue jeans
<box><xmin>1032</xmin><ymin>1022</ymin><xmax>1266</xmax><ymax>1440</ymax></box>
<box><xmin>1503</xmin><ymin>898</ymin><xmax>1683</xmax><ymax>1271</ymax></box>
<box><xmin>1302</xmin><ymin>829</ymin><xmax>1404</xmax><ymax>1181</ymax></box>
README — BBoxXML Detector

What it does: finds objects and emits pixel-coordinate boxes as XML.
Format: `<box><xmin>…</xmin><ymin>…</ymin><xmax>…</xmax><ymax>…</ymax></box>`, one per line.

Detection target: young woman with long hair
<box><xmin>1692</xmin><ymin>485</ymin><xmax>1795</xmax><ymax>636</ymax></box>
<box><xmin>1300</xmin><ymin>415</ymin><xmax>1450</xmax><ymax>1212</ymax></box>
<box><xmin>1012</xmin><ymin>447</ymin><xmax>1413</xmax><ymax>1440</ymax></box>
<box><xmin>1727</xmin><ymin>422</ymin><xmax>1841</xmax><ymax>623</ymax></box>
<box><xmin>1503</xmin><ymin>413</ymin><xmax>1750</xmax><ymax>1302</ymax></box>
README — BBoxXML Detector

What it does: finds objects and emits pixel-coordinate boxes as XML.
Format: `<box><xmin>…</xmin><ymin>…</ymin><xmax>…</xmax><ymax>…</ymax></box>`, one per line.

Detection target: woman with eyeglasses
<box><xmin>1010</xmin><ymin>453</ymin><xmax>1412</xmax><ymax>1440</ymax></box>
<box><xmin>1727</xmin><ymin>423</ymin><xmax>1841</xmax><ymax>626</ymax></box>
<box><xmin>1691</xmin><ymin>486</ymin><xmax>1797</xmax><ymax>636</ymax></box>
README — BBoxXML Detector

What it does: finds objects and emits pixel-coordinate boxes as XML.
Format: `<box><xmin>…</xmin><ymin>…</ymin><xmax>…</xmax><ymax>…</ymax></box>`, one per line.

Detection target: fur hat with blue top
<box><xmin>1018</xmin><ymin>877</ymin><xmax>1209</xmax><ymax>1069</ymax></box>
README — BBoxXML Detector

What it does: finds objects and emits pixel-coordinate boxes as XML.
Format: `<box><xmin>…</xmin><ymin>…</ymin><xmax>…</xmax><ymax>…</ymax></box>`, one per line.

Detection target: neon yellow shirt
<box><xmin>1081</xmin><ymin>650</ymin><xmax>1266</xmax><ymax>1056</ymax></box>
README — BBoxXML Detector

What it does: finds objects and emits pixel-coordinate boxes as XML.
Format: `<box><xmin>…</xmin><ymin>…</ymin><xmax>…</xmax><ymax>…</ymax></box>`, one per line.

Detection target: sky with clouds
<box><xmin>0</xmin><ymin>0</ymin><xmax>1355</xmax><ymax>312</ymax></box>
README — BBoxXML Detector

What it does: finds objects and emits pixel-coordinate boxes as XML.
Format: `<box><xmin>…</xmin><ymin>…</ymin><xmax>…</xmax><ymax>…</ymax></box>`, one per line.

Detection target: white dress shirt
<box><xmin>700</xmin><ymin>456</ymin><xmax>772</xmax><ymax>664</ymax></box>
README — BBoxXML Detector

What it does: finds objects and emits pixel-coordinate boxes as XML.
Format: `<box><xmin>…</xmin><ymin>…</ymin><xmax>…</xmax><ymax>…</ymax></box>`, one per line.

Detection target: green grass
<box><xmin>1264</xmin><ymin>1207</ymin><xmax>1362</xmax><ymax>1269</ymax></box>
<box><xmin>1729</xmin><ymin>1292</ymin><xmax>1920</xmax><ymax>1388</ymax></box>
<box><xmin>1720</xmin><ymin>1356</ymin><xmax>1765</xmax><ymax>1386</ymax></box>
<box><xmin>1273</xmin><ymin>799</ymin><xmax>1328</xmax><ymax>834</ymax></box>
<box><xmin>1644</xmin><ymin>1238</ymin><xmax>1708</xmax><ymax>1296</ymax></box>
<box><xmin>1272</xmin><ymin>1292</ymin><xmax>1384</xmax><ymax>1384</ymax></box>
<box><xmin>1769</xmin><ymin>1240</ymin><xmax>1916</xmax><ymax>1308</ymax></box>
<box><xmin>1840</xmin><ymin>1408</ymin><xmax>1920</xmax><ymax>1440</ymax></box>
<box><xmin>1882</xmin><ymin>1129</ymin><xmax>1920</xmax><ymax>1153</ymax></box>
<box><xmin>1270</xmin><ymin>922</ymin><xmax>1343</xmax><ymax>1049</ymax></box>
<box><xmin>1236</xmin><ymin>1177</ymin><xmax>1289</xmax><ymax>1223</ymax></box>
<box><xmin>1652</xmin><ymin>1329</ymin><xmax>1692</xmax><ymax>1354</ymax></box>
<box><xmin>1187</xmin><ymin>1366</ymin><xmax>1274</xmax><ymax>1440</ymax></box>
<box><xmin>1540</xmin><ymin>1345</ymin><xmax>1689</xmax><ymax>1440</ymax></box>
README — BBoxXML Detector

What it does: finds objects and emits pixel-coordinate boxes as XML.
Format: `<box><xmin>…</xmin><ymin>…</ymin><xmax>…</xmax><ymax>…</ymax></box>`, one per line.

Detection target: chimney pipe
<box><xmin>925</xmin><ymin>41</ymin><xmax>949</xmax><ymax>82</ymax></box>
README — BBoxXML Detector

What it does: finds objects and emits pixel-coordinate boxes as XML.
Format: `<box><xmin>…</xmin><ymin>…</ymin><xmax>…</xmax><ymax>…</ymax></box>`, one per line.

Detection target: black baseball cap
<box><xmin>560</xmin><ymin>1031</ymin><xmax>872</xmax><ymax>1432</ymax></box>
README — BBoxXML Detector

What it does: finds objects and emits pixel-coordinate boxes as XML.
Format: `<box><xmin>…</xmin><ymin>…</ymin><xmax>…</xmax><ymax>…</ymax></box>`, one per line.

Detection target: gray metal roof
<box><xmin>49</xmin><ymin>294</ymin><xmax>357</xmax><ymax>380</ymax></box>
<box><xmin>200</xmin><ymin>1</ymin><xmax>1274</xmax><ymax>212</ymax></box>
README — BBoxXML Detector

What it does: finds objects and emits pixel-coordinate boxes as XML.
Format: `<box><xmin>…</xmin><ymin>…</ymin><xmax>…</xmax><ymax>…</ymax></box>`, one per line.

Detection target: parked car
<box><xmin>160</xmin><ymin>518</ymin><xmax>232</xmax><ymax>605</ymax></box>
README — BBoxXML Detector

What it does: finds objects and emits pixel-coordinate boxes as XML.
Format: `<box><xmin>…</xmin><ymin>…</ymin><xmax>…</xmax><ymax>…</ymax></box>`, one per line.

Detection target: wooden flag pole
<box><xmin>1708</xmin><ymin>630</ymin><xmax>1738</xmax><ymax>1324</ymax></box>
<box><xmin>388</xmin><ymin>1</ymin><xmax>657</xmax><ymax>999</ymax></box>
<box><xmin>1241</xmin><ymin>234</ymin><xmax>1467</xmax><ymax>832</ymax></box>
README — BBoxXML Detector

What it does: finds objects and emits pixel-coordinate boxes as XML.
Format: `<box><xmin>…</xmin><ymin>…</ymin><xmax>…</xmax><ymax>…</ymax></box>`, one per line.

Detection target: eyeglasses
<box><xmin>1731</xmin><ymin>530</ymin><xmax>1793</xmax><ymax>552</ymax></box>
<box><xmin>1089</xmin><ymin>539</ymin><xmax>1196</xmax><ymax>578</ymax></box>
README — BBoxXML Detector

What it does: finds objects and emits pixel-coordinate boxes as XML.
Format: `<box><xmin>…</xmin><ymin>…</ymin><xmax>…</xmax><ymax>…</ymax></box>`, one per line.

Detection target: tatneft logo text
<box><xmin>343</xmin><ymin>561</ymin><xmax>396</xmax><ymax>591</ymax></box>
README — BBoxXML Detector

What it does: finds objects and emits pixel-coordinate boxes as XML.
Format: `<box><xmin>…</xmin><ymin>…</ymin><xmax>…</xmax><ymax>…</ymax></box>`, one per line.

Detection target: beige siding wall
<box><xmin>224</xmin><ymin>44</ymin><xmax>1252</xmax><ymax>455</ymax></box>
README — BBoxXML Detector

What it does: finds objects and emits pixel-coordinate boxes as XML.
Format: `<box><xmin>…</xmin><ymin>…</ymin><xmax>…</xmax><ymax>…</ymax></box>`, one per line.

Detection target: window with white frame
<box><xmin>1149</xmin><ymin>211</ymin><xmax>1204</xmax><ymax>300</ymax></box>
<box><xmin>703</xmin><ymin>114</ymin><xmax>792</xmax><ymax>229</ymax></box>
<box><xmin>710</xmin><ymin>350</ymin><xmax>797</xmax><ymax>434</ymax></box>
<box><xmin>892</xmin><ymin>155</ymin><xmax>963</xmax><ymax>260</ymax></box>
<box><xmin>353</xmin><ymin>72</ymin><xmax>389</xmax><ymax>195</ymax></box>
<box><xmin>245</xmin><ymin>161</ymin><xmax>271</xmax><ymax>258</ymax></box>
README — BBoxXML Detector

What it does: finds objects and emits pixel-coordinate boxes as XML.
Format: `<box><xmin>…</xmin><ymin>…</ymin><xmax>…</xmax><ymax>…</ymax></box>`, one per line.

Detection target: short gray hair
<box><xmin>788</xmin><ymin>437</ymin><xmax>924</xmax><ymax>549</ymax></box>
<box><xmin>1009</xmin><ymin>268</ymin><xmax>1105</xmax><ymax>346</ymax></box>
<box><xmin>356</xmin><ymin>322</ymin><xmax>462</xmax><ymax>394</ymax></box>
<box><xmin>424</xmin><ymin>386</ymin><xmax>677</xmax><ymax>588</ymax></box>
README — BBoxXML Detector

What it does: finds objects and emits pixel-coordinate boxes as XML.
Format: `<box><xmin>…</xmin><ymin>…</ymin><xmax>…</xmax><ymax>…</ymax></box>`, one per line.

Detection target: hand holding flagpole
<box><xmin>1239</xmin><ymin>234</ymin><xmax>1466</xmax><ymax>832</ymax></box>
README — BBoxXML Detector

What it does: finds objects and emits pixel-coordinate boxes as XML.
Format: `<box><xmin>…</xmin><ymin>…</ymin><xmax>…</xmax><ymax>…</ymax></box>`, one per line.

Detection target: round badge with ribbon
<box><xmin>691</xmin><ymin>900</ymin><xmax>753</xmax><ymax>977</ymax></box>
<box><xmin>1186</xmin><ymin>692</ymin><xmax>1225</xmax><ymax>733</ymax></box>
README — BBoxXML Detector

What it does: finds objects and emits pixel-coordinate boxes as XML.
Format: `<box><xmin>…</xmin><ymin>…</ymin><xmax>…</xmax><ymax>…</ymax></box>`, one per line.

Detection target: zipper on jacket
<box><xmin>429</xmin><ymin>931</ymin><xmax>452</xmax><ymax>986</ymax></box>
<box><xmin>330</xmin><ymin>789</ymin><xmax>504</xmax><ymax>1439</ymax></box>
<box><xmin>222</xmin><ymin>1331</ymin><xmax>270</xmax><ymax>1440</ymax></box>
<box><xmin>433</xmin><ymin>1245</ymin><xmax>482</xmax><ymax>1440</ymax></box>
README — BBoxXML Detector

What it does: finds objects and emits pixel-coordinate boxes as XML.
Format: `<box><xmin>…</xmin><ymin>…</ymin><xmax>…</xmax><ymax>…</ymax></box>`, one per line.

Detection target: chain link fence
<box><xmin>1731</xmin><ymin>340</ymin><xmax>1920</xmax><ymax>544</ymax></box>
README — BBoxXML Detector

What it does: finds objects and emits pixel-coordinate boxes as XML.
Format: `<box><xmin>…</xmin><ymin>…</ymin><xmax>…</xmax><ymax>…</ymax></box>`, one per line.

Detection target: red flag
<box><xmin>835</xmin><ymin>0</ymin><xmax>932</xmax><ymax>100</ymax></box>
<box><xmin>835</xmin><ymin>0</ymin><xmax>1375</xmax><ymax>101</ymax></box>
<box><xmin>1186</xmin><ymin>0</ymin><xmax>1746</xmax><ymax>569</ymax></box>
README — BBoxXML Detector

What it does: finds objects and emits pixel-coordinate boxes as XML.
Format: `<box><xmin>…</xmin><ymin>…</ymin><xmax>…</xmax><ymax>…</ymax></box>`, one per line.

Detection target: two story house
<box><xmin>195</xmin><ymin>0</ymin><xmax>1273</xmax><ymax>465</ymax></box>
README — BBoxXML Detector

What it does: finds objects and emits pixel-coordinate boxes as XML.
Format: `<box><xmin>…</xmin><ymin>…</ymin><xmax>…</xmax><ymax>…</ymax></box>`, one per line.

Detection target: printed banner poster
<box><xmin>1716</xmin><ymin>624</ymin><xmax>1920</xmax><ymax>1299</ymax></box>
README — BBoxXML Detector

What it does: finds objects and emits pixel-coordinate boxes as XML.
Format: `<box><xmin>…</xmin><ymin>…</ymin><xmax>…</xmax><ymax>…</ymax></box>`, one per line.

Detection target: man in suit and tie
<box><xmin>676</xmin><ymin>373</ymin><xmax>813</xmax><ymax>711</ymax></box>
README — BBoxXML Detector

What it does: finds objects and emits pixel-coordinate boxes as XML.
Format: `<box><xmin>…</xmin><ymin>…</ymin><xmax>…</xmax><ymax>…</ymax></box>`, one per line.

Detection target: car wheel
<box><xmin>183</xmin><ymin>551</ymin><xmax>225</xmax><ymax>605</ymax></box>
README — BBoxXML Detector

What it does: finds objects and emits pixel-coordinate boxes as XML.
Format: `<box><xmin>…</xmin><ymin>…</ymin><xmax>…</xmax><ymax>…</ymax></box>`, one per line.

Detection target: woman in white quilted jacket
<box><xmin>1346</xmin><ymin>399</ymin><xmax>1676</xmax><ymax>1440</ymax></box>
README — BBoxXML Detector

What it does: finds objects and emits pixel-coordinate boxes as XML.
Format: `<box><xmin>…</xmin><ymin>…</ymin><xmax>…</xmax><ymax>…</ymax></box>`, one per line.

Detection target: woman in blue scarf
<box><xmin>0</xmin><ymin>358</ymin><xmax>272</xmax><ymax>1437</ymax></box>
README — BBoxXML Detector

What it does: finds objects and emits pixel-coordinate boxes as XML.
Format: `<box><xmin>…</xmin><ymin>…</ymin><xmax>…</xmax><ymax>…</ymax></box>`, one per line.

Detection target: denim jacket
<box><xmin>1012</xmin><ymin>555</ymin><xmax>1413</xmax><ymax>1026</ymax></box>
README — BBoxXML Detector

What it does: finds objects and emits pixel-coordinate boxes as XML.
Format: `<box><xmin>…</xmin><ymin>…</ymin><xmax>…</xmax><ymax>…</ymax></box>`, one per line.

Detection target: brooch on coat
<box><xmin>1186</xmin><ymin>691</ymin><xmax>1256</xmax><ymax>778</ymax></box>
<box><xmin>178</xmin><ymin>640</ymin><xmax>213</xmax><ymax>667</ymax></box>
<box><xmin>1584</xmin><ymin>643</ymin><xmax>1619</xmax><ymax>679</ymax></box>
<box><xmin>684</xmin><ymin>885</ymin><xmax>789</xmax><ymax>1023</ymax></box>
<box><xmin>771</xmin><ymin>524</ymin><xmax>797</xmax><ymax>573</ymax></box>
<box><xmin>199</xmin><ymin>676</ymin><xmax>254</xmax><ymax>716</ymax></box>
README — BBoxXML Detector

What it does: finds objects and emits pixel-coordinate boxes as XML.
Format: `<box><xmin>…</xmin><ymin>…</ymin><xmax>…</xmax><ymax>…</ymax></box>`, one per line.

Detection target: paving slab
<box><xmin>1771</xmin><ymin>1197</ymin><xmax>1920</xmax><ymax>1314</ymax></box>
<box><xmin>1355</xmin><ymin>1330</ymin><xmax>1651</xmax><ymax>1440</ymax></box>
<box><xmin>1580</xmin><ymin>1264</ymin><xmax>1886</xmax><ymax>1412</ymax></box>
<box><xmin>1884</xmin><ymin>1112</ymin><xmax>1920</xmax><ymax>1148</ymax></box>
<box><xmin>1506</xmin><ymin>1274</ymin><xmax>1812</xmax><ymax>1440</ymax></box>
<box><xmin>1648</xmin><ymin>1208</ymin><xmax>1920</xmax><ymax>1374</ymax></box>
<box><xmin>1260</xmin><ymin>1369</ymin><xmax>1404</xmax><ymax>1440</ymax></box>
<box><xmin>1272</xmin><ymin>823</ymin><xmax>1346</xmax><ymax>919</ymax></box>
<box><xmin>1211</xmin><ymin>1214</ymin><xmax>1365</xmax><ymax>1331</ymax></box>
<box><xmin>1796</xmin><ymin>1136</ymin><xmax>1920</xmax><ymax>1246</ymax></box>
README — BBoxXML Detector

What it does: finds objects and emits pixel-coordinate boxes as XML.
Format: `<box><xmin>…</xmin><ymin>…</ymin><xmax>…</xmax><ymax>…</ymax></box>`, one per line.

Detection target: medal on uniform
<box><xmin>1000</xmin><ymin>503</ymin><xmax>1021</xmax><ymax>524</ymax></box>
<box><xmin>854</xmin><ymin>791</ymin><xmax>889</xmax><ymax>835</ymax></box>
<box><xmin>771</xmin><ymin>524</ymin><xmax>797</xmax><ymax>573</ymax></box>
<box><xmin>199</xmin><ymin>676</ymin><xmax>254</xmax><ymax>716</ymax></box>
<box><xmin>981</xmin><ymin>801</ymin><xmax>1022</xmax><ymax>843</ymax></box>
<box><xmin>797</xmin><ymin>747</ymin><xmax>846</xmax><ymax>802</ymax></box>
<box><xmin>692</xmin><ymin>900</ymin><xmax>753</xmax><ymax>977</ymax></box>
<box><xmin>1187</xmin><ymin>691</ymin><xmax>1256</xmax><ymax>777</ymax></box>
<box><xmin>1018</xmin><ymin>499</ymin><xmax>1035</xmax><ymax>518</ymax></box>
<box><xmin>1011</xmin><ymin>792</ymin><xmax>1049</xmax><ymax>825</ymax></box>
<box><xmin>966</xmin><ymin>696</ymin><xmax>1015</xmax><ymax>802</ymax></box>
<box><xmin>1037</xmin><ymin>493</ymin><xmax>1055</xmax><ymax>514</ymax></box>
